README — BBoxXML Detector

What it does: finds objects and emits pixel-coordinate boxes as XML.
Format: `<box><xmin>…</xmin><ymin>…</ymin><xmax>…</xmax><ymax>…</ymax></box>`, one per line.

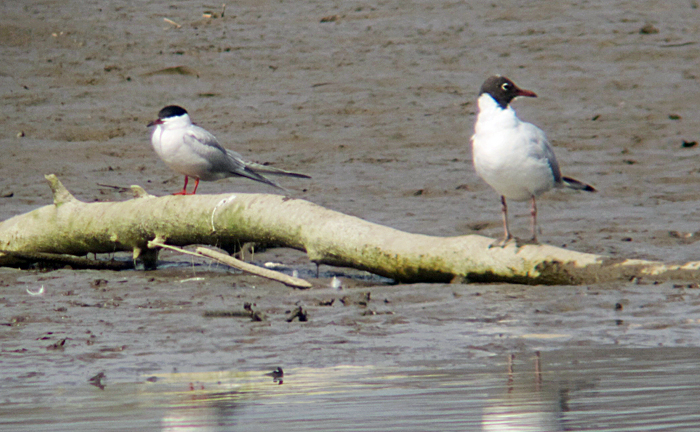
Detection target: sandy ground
<box><xmin>2</xmin><ymin>0</ymin><xmax>700</xmax><ymax>387</ymax></box>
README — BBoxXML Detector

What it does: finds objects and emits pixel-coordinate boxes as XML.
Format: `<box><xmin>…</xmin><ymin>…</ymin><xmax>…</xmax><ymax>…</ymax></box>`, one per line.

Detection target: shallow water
<box><xmin>3</xmin><ymin>348</ymin><xmax>700</xmax><ymax>431</ymax></box>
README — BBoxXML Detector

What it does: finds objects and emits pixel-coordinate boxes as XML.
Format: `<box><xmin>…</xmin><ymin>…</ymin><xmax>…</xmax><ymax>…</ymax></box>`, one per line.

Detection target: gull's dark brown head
<box><xmin>479</xmin><ymin>76</ymin><xmax>537</xmax><ymax>109</ymax></box>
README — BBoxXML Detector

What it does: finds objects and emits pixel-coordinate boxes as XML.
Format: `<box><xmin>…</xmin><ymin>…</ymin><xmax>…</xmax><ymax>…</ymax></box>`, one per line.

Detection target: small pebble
<box><xmin>639</xmin><ymin>23</ymin><xmax>659</xmax><ymax>34</ymax></box>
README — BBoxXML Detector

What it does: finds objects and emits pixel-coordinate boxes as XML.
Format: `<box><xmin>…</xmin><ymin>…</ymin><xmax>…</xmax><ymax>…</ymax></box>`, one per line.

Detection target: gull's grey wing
<box><xmin>521</xmin><ymin>122</ymin><xmax>563</xmax><ymax>184</ymax></box>
<box><xmin>520</xmin><ymin>122</ymin><xmax>595</xmax><ymax>191</ymax></box>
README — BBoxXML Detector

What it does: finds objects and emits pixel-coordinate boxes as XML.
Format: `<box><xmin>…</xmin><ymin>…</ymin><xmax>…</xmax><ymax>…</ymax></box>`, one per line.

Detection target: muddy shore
<box><xmin>2</xmin><ymin>0</ymin><xmax>700</xmax><ymax>390</ymax></box>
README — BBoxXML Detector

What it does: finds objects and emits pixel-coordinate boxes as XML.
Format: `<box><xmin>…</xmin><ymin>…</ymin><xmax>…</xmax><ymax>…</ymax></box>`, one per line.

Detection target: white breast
<box><xmin>151</xmin><ymin>121</ymin><xmax>230</xmax><ymax>181</ymax></box>
<box><xmin>471</xmin><ymin>95</ymin><xmax>558</xmax><ymax>201</ymax></box>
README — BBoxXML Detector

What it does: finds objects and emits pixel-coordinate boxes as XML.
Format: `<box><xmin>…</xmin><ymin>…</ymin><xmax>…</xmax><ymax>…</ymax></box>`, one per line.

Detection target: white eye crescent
<box><xmin>501</xmin><ymin>82</ymin><xmax>511</xmax><ymax>91</ymax></box>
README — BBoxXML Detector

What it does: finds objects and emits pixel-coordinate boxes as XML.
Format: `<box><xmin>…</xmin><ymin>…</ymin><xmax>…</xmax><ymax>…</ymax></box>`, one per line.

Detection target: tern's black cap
<box><xmin>158</xmin><ymin>105</ymin><xmax>188</xmax><ymax>119</ymax></box>
<box><xmin>479</xmin><ymin>75</ymin><xmax>537</xmax><ymax>109</ymax></box>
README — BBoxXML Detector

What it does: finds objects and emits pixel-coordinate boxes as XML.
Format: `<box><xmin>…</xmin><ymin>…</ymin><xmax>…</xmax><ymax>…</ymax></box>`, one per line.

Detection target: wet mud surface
<box><xmin>2</xmin><ymin>0</ymin><xmax>700</xmax><ymax>397</ymax></box>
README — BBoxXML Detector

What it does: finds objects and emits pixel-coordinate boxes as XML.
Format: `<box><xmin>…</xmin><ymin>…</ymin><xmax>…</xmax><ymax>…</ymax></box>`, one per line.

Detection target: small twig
<box><xmin>148</xmin><ymin>241</ymin><xmax>312</xmax><ymax>289</ymax></box>
<box><xmin>659</xmin><ymin>41</ymin><xmax>696</xmax><ymax>48</ymax></box>
<box><xmin>163</xmin><ymin>18</ymin><xmax>182</xmax><ymax>29</ymax></box>
<box><xmin>97</xmin><ymin>183</ymin><xmax>131</xmax><ymax>192</ymax></box>
<box><xmin>197</xmin><ymin>247</ymin><xmax>312</xmax><ymax>289</ymax></box>
<box><xmin>221</xmin><ymin>3</ymin><xmax>226</xmax><ymax>18</ymax></box>
<box><xmin>148</xmin><ymin>241</ymin><xmax>205</xmax><ymax>259</ymax></box>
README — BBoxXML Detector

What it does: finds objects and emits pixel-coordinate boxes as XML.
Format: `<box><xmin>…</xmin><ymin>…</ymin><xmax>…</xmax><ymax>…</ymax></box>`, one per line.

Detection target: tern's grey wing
<box><xmin>222</xmin><ymin>148</ymin><xmax>284</xmax><ymax>188</ymax></box>
<box><xmin>182</xmin><ymin>126</ymin><xmax>230</xmax><ymax>160</ymax></box>
<box><xmin>521</xmin><ymin>122</ymin><xmax>563</xmax><ymax>184</ymax></box>
<box><xmin>181</xmin><ymin>127</ymin><xmax>277</xmax><ymax>187</ymax></box>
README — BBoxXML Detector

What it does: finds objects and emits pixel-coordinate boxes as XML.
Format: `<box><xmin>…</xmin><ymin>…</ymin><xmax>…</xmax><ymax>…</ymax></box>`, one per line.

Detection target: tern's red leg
<box><xmin>191</xmin><ymin>178</ymin><xmax>200</xmax><ymax>195</ymax></box>
<box><xmin>173</xmin><ymin>176</ymin><xmax>189</xmax><ymax>195</ymax></box>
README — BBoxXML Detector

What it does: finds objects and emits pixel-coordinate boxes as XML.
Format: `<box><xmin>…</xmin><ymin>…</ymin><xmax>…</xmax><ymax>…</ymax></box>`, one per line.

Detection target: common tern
<box><xmin>148</xmin><ymin>105</ymin><xmax>310</xmax><ymax>195</ymax></box>
<box><xmin>471</xmin><ymin>75</ymin><xmax>595</xmax><ymax>246</ymax></box>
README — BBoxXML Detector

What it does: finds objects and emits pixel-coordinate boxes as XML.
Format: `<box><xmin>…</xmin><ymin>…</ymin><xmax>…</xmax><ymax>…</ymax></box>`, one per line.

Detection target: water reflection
<box><xmin>263</xmin><ymin>366</ymin><xmax>284</xmax><ymax>384</ymax></box>
<box><xmin>160</xmin><ymin>391</ymin><xmax>239</xmax><ymax>432</ymax></box>
<box><xmin>151</xmin><ymin>350</ymin><xmax>700</xmax><ymax>431</ymax></box>
<box><xmin>2</xmin><ymin>349</ymin><xmax>700</xmax><ymax>431</ymax></box>
<box><xmin>482</xmin><ymin>352</ymin><xmax>566</xmax><ymax>432</ymax></box>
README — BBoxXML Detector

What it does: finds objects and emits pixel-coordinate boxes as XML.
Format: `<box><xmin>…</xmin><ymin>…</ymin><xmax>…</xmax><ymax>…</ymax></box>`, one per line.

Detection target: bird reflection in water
<box><xmin>265</xmin><ymin>367</ymin><xmax>284</xmax><ymax>385</ymax></box>
<box><xmin>482</xmin><ymin>352</ymin><xmax>568</xmax><ymax>432</ymax></box>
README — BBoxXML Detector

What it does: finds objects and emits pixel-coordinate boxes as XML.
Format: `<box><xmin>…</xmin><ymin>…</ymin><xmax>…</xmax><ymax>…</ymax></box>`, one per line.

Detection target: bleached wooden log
<box><xmin>0</xmin><ymin>175</ymin><xmax>698</xmax><ymax>284</ymax></box>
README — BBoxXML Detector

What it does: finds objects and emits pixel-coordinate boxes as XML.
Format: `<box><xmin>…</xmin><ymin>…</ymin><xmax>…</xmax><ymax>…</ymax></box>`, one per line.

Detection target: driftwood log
<box><xmin>0</xmin><ymin>175</ymin><xmax>699</xmax><ymax>285</ymax></box>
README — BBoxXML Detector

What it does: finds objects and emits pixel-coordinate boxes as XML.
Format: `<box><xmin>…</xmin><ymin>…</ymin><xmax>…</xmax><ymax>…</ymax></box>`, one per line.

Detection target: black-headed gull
<box><xmin>471</xmin><ymin>76</ymin><xmax>595</xmax><ymax>246</ymax></box>
<box><xmin>148</xmin><ymin>105</ymin><xmax>310</xmax><ymax>195</ymax></box>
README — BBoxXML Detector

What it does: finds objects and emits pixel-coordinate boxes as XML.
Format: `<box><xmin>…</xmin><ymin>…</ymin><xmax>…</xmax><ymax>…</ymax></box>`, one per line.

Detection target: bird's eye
<box><xmin>501</xmin><ymin>82</ymin><xmax>511</xmax><ymax>91</ymax></box>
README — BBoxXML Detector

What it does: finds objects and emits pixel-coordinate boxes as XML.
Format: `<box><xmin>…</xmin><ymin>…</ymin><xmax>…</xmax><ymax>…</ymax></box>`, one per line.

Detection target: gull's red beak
<box><xmin>515</xmin><ymin>87</ymin><xmax>537</xmax><ymax>98</ymax></box>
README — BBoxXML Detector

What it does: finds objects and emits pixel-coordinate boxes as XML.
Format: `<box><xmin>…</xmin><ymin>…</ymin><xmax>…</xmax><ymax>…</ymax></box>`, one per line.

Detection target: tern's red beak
<box><xmin>147</xmin><ymin>119</ymin><xmax>163</xmax><ymax>127</ymax></box>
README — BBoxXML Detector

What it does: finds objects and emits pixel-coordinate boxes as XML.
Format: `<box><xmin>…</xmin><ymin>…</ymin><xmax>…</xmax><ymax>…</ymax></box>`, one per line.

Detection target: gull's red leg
<box><xmin>489</xmin><ymin>195</ymin><xmax>515</xmax><ymax>248</ymax></box>
<box><xmin>501</xmin><ymin>195</ymin><xmax>513</xmax><ymax>243</ymax></box>
<box><xmin>530</xmin><ymin>196</ymin><xmax>538</xmax><ymax>243</ymax></box>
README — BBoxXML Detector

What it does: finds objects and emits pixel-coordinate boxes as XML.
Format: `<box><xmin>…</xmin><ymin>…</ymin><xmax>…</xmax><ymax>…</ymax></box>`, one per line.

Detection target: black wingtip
<box><xmin>242</xmin><ymin>166</ymin><xmax>285</xmax><ymax>190</ymax></box>
<box><xmin>562</xmin><ymin>176</ymin><xmax>596</xmax><ymax>193</ymax></box>
<box><xmin>278</xmin><ymin>172</ymin><xmax>312</xmax><ymax>179</ymax></box>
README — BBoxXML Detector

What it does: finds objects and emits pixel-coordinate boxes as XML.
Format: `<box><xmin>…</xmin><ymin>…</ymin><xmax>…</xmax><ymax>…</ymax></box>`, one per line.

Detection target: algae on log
<box><xmin>0</xmin><ymin>175</ymin><xmax>699</xmax><ymax>284</ymax></box>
